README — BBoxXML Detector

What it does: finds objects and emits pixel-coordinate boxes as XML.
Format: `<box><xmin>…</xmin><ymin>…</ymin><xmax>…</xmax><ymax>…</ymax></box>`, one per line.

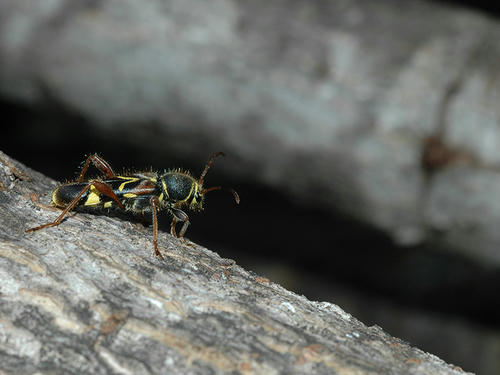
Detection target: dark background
<box><xmin>2</xmin><ymin>0</ymin><xmax>500</xmax><ymax>373</ymax></box>
<box><xmin>439</xmin><ymin>1</ymin><xmax>500</xmax><ymax>17</ymax></box>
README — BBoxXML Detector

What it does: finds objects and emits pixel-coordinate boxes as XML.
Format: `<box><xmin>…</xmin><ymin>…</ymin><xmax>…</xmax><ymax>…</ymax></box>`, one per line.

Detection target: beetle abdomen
<box><xmin>52</xmin><ymin>183</ymin><xmax>89</xmax><ymax>207</ymax></box>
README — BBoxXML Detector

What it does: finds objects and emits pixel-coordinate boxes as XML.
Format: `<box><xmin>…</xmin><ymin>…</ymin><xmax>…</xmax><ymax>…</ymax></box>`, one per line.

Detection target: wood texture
<box><xmin>0</xmin><ymin>151</ymin><xmax>472</xmax><ymax>374</ymax></box>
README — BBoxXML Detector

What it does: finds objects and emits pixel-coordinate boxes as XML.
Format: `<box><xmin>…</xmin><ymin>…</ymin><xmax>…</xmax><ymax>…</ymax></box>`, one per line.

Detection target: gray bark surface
<box><xmin>0</xmin><ymin>150</ymin><xmax>472</xmax><ymax>374</ymax></box>
<box><xmin>1</xmin><ymin>0</ymin><xmax>500</xmax><ymax>268</ymax></box>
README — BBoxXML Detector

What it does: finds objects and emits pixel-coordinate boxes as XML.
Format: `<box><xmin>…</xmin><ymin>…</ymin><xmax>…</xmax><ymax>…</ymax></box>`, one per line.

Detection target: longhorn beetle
<box><xmin>26</xmin><ymin>152</ymin><xmax>239</xmax><ymax>259</ymax></box>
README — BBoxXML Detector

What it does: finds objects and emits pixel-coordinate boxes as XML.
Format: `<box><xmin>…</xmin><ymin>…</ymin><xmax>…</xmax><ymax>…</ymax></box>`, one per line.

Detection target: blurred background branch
<box><xmin>1</xmin><ymin>0</ymin><xmax>499</xmax><ymax>373</ymax></box>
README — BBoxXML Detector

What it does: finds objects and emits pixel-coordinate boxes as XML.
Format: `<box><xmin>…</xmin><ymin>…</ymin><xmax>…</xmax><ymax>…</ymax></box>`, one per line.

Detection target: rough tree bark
<box><xmin>0</xmin><ymin>150</ymin><xmax>472</xmax><ymax>374</ymax></box>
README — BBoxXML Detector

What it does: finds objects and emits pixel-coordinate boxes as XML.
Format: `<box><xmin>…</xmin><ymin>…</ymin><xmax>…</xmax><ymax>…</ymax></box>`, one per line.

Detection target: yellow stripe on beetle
<box><xmin>84</xmin><ymin>188</ymin><xmax>102</xmax><ymax>206</ymax></box>
<box><xmin>161</xmin><ymin>180</ymin><xmax>169</xmax><ymax>198</ymax></box>
<box><xmin>117</xmin><ymin>177</ymin><xmax>139</xmax><ymax>191</ymax></box>
<box><xmin>180</xmin><ymin>182</ymin><xmax>196</xmax><ymax>203</ymax></box>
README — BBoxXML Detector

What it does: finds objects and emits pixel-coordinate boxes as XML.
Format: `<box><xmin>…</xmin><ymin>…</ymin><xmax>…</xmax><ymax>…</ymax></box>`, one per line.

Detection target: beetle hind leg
<box><xmin>26</xmin><ymin>183</ymin><xmax>94</xmax><ymax>233</ymax></box>
<box><xmin>78</xmin><ymin>154</ymin><xmax>116</xmax><ymax>182</ymax></box>
<box><xmin>26</xmin><ymin>180</ymin><xmax>124</xmax><ymax>233</ymax></box>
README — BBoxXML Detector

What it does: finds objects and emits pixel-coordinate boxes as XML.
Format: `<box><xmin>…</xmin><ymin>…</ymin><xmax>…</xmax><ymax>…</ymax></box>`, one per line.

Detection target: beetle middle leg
<box><xmin>149</xmin><ymin>196</ymin><xmax>164</xmax><ymax>259</ymax></box>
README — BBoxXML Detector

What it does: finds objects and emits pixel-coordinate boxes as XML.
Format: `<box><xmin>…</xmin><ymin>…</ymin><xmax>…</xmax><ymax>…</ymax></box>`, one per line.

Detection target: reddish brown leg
<box><xmin>91</xmin><ymin>181</ymin><xmax>125</xmax><ymax>210</ymax></box>
<box><xmin>26</xmin><ymin>181</ymin><xmax>124</xmax><ymax>232</ymax></box>
<box><xmin>78</xmin><ymin>154</ymin><xmax>116</xmax><ymax>182</ymax></box>
<box><xmin>150</xmin><ymin>196</ymin><xmax>164</xmax><ymax>259</ymax></box>
<box><xmin>170</xmin><ymin>217</ymin><xmax>178</xmax><ymax>238</ymax></box>
<box><xmin>26</xmin><ymin>183</ymin><xmax>94</xmax><ymax>233</ymax></box>
<box><xmin>169</xmin><ymin>208</ymin><xmax>190</xmax><ymax>238</ymax></box>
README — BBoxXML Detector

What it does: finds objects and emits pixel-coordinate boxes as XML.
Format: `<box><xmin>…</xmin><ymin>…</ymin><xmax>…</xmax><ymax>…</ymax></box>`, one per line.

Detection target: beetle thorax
<box><xmin>160</xmin><ymin>172</ymin><xmax>203</xmax><ymax>210</ymax></box>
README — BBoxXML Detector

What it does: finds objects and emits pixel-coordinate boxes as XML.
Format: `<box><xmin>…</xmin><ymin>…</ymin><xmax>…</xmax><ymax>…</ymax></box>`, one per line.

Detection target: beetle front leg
<box><xmin>170</xmin><ymin>208</ymin><xmax>190</xmax><ymax>239</ymax></box>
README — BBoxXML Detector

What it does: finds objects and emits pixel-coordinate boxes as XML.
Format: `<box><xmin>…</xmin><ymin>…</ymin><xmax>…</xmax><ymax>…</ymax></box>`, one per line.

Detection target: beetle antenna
<box><xmin>199</xmin><ymin>152</ymin><xmax>225</xmax><ymax>186</ymax></box>
<box><xmin>201</xmin><ymin>186</ymin><xmax>240</xmax><ymax>204</ymax></box>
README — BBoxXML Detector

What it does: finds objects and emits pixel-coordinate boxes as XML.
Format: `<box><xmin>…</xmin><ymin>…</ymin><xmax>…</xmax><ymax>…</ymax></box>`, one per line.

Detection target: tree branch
<box><xmin>0</xmin><ymin>150</ymin><xmax>471</xmax><ymax>374</ymax></box>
